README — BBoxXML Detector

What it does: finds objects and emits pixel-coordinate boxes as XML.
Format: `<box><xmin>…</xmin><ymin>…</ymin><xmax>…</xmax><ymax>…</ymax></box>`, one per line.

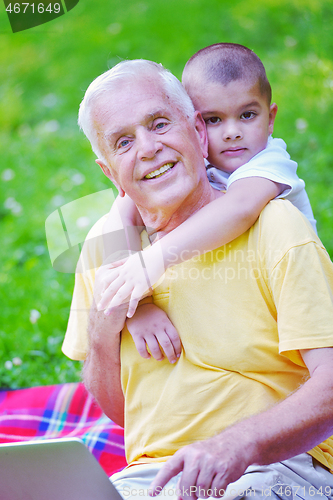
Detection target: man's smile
<box><xmin>144</xmin><ymin>162</ymin><xmax>176</xmax><ymax>179</ymax></box>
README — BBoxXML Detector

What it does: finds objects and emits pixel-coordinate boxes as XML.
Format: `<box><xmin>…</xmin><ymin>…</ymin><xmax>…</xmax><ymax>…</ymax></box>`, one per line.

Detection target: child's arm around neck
<box><xmin>150</xmin><ymin>176</ymin><xmax>283</xmax><ymax>268</ymax></box>
<box><xmin>99</xmin><ymin>176</ymin><xmax>284</xmax><ymax>317</ymax></box>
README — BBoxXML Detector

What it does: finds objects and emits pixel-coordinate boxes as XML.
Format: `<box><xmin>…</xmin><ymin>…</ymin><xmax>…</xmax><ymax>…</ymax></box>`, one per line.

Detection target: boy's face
<box><xmin>187</xmin><ymin>78</ymin><xmax>277</xmax><ymax>173</ymax></box>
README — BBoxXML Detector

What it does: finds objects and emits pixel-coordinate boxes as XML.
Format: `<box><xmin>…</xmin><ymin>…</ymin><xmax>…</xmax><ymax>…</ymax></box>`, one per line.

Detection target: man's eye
<box><xmin>241</xmin><ymin>111</ymin><xmax>256</xmax><ymax>120</ymax></box>
<box><xmin>155</xmin><ymin>121</ymin><xmax>167</xmax><ymax>130</ymax></box>
<box><xmin>118</xmin><ymin>139</ymin><xmax>130</xmax><ymax>148</ymax></box>
<box><xmin>205</xmin><ymin>117</ymin><xmax>221</xmax><ymax>125</ymax></box>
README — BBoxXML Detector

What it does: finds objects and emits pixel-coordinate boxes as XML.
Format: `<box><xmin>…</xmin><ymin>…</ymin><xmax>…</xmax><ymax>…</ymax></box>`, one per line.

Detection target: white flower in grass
<box><xmin>42</xmin><ymin>94</ymin><xmax>58</xmax><ymax>108</ymax></box>
<box><xmin>76</xmin><ymin>216</ymin><xmax>90</xmax><ymax>228</ymax></box>
<box><xmin>4</xmin><ymin>197</ymin><xmax>22</xmax><ymax>215</ymax></box>
<box><xmin>107</xmin><ymin>23</ymin><xmax>122</xmax><ymax>35</ymax></box>
<box><xmin>285</xmin><ymin>36</ymin><xmax>297</xmax><ymax>48</ymax></box>
<box><xmin>4</xmin><ymin>360</ymin><xmax>13</xmax><ymax>370</ymax></box>
<box><xmin>1</xmin><ymin>169</ymin><xmax>15</xmax><ymax>181</ymax></box>
<box><xmin>34</xmin><ymin>245</ymin><xmax>45</xmax><ymax>256</ymax></box>
<box><xmin>30</xmin><ymin>309</ymin><xmax>41</xmax><ymax>324</ymax></box>
<box><xmin>51</xmin><ymin>195</ymin><xmax>65</xmax><ymax>207</ymax></box>
<box><xmin>12</xmin><ymin>357</ymin><xmax>22</xmax><ymax>366</ymax></box>
<box><xmin>296</xmin><ymin>118</ymin><xmax>308</xmax><ymax>132</ymax></box>
<box><xmin>43</xmin><ymin>120</ymin><xmax>59</xmax><ymax>133</ymax></box>
<box><xmin>71</xmin><ymin>172</ymin><xmax>85</xmax><ymax>185</ymax></box>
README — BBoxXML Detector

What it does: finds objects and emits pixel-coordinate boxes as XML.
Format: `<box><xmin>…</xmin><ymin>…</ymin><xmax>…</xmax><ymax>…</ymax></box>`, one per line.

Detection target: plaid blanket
<box><xmin>0</xmin><ymin>382</ymin><xmax>127</xmax><ymax>477</ymax></box>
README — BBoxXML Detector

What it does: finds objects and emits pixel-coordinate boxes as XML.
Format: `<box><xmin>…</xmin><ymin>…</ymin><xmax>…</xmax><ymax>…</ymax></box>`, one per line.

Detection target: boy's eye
<box><xmin>241</xmin><ymin>111</ymin><xmax>256</xmax><ymax>120</ymax></box>
<box><xmin>205</xmin><ymin>117</ymin><xmax>221</xmax><ymax>125</ymax></box>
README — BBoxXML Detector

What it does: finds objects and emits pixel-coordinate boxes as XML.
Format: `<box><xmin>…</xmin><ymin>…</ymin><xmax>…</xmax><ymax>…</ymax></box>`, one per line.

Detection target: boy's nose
<box><xmin>223</xmin><ymin>122</ymin><xmax>243</xmax><ymax>141</ymax></box>
<box><xmin>137</xmin><ymin>129</ymin><xmax>162</xmax><ymax>160</ymax></box>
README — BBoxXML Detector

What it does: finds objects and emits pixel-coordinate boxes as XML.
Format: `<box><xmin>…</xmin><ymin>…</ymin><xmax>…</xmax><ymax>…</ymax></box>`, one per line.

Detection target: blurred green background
<box><xmin>0</xmin><ymin>0</ymin><xmax>332</xmax><ymax>388</ymax></box>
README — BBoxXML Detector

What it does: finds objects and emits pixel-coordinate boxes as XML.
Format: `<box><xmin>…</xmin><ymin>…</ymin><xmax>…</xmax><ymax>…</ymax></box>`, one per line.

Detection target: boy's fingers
<box><xmin>100</xmin><ymin>278</ymin><xmax>132</xmax><ymax>310</ymax></box>
<box><xmin>127</xmin><ymin>285</ymin><xmax>152</xmax><ymax>317</ymax></box>
<box><xmin>127</xmin><ymin>297</ymin><xmax>140</xmax><ymax>318</ymax></box>
<box><xmin>98</xmin><ymin>269</ymin><xmax>119</xmax><ymax>296</ymax></box>
<box><xmin>98</xmin><ymin>275</ymin><xmax>122</xmax><ymax>308</ymax></box>
<box><xmin>166</xmin><ymin>328</ymin><xmax>182</xmax><ymax>357</ymax></box>
<box><xmin>133</xmin><ymin>337</ymin><xmax>151</xmax><ymax>359</ymax></box>
<box><xmin>156</xmin><ymin>333</ymin><xmax>178</xmax><ymax>364</ymax></box>
<box><xmin>146</xmin><ymin>336</ymin><xmax>164</xmax><ymax>361</ymax></box>
<box><xmin>104</xmin><ymin>287</ymin><xmax>133</xmax><ymax>314</ymax></box>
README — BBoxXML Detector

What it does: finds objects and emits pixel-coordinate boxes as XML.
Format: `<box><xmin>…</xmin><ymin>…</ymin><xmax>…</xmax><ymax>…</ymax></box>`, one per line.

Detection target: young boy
<box><xmin>98</xmin><ymin>43</ymin><xmax>316</xmax><ymax>363</ymax></box>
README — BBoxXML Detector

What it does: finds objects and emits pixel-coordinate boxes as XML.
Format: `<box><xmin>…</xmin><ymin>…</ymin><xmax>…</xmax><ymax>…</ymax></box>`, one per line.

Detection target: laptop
<box><xmin>0</xmin><ymin>437</ymin><xmax>124</xmax><ymax>500</ymax></box>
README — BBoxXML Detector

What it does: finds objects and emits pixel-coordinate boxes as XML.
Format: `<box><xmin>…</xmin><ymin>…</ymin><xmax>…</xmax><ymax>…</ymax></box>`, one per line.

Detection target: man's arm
<box><xmin>150</xmin><ymin>347</ymin><xmax>333</xmax><ymax>499</ymax></box>
<box><xmin>83</xmin><ymin>265</ymin><xmax>128</xmax><ymax>427</ymax></box>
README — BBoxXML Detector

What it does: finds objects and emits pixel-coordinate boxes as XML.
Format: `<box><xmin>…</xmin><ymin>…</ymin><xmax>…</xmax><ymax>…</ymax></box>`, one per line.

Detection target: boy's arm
<box><xmin>102</xmin><ymin>197</ymin><xmax>182</xmax><ymax>364</ymax></box>
<box><xmin>155</xmin><ymin>176</ymin><xmax>287</xmax><ymax>267</ymax></box>
<box><xmin>99</xmin><ymin>177</ymin><xmax>286</xmax><ymax>316</ymax></box>
<box><xmin>103</xmin><ymin>194</ymin><xmax>143</xmax><ymax>263</ymax></box>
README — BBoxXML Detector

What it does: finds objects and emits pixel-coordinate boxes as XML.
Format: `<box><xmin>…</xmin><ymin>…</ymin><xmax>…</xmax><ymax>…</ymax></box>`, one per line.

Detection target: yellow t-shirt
<box><xmin>62</xmin><ymin>200</ymin><xmax>333</xmax><ymax>471</ymax></box>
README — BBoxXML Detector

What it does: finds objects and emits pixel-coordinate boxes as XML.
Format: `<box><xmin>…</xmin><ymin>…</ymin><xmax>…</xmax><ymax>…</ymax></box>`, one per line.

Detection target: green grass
<box><xmin>0</xmin><ymin>0</ymin><xmax>333</xmax><ymax>388</ymax></box>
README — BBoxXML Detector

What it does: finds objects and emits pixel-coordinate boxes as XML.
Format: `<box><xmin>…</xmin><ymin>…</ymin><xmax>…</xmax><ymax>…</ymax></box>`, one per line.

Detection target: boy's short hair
<box><xmin>182</xmin><ymin>43</ymin><xmax>272</xmax><ymax>105</ymax></box>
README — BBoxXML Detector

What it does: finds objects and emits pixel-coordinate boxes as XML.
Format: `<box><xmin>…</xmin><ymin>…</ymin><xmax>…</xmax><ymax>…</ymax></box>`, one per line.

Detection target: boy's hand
<box><xmin>98</xmin><ymin>245</ymin><xmax>165</xmax><ymax>318</ymax></box>
<box><xmin>126</xmin><ymin>303</ymin><xmax>182</xmax><ymax>364</ymax></box>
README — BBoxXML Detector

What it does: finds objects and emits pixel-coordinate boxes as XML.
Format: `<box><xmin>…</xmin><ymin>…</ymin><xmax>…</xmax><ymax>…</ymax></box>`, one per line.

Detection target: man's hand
<box><xmin>150</xmin><ymin>433</ymin><xmax>250</xmax><ymax>499</ymax></box>
<box><xmin>149</xmin><ymin>348</ymin><xmax>333</xmax><ymax>499</ymax></box>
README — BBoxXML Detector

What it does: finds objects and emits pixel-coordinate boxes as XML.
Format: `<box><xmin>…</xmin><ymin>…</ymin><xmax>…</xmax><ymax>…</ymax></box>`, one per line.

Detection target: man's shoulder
<box><xmin>260</xmin><ymin>198</ymin><xmax>310</xmax><ymax>226</ymax></box>
<box><xmin>257</xmin><ymin>199</ymin><xmax>321</xmax><ymax>249</ymax></box>
<box><xmin>86</xmin><ymin>213</ymin><xmax>109</xmax><ymax>239</ymax></box>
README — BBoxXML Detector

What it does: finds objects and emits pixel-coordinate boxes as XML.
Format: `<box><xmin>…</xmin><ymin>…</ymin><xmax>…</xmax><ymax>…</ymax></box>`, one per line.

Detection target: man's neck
<box><xmin>138</xmin><ymin>182</ymin><xmax>222</xmax><ymax>240</ymax></box>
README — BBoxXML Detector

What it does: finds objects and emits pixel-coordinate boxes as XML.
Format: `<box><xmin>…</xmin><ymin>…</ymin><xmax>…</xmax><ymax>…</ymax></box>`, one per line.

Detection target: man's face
<box><xmin>187</xmin><ymin>78</ymin><xmax>277</xmax><ymax>173</ymax></box>
<box><xmin>93</xmin><ymin>77</ymin><xmax>208</xmax><ymax>213</ymax></box>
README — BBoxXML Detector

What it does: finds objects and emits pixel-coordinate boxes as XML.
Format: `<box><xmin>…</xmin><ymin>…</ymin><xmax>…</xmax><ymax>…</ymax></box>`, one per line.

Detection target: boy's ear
<box><xmin>268</xmin><ymin>103</ymin><xmax>278</xmax><ymax>135</ymax></box>
<box><xmin>95</xmin><ymin>159</ymin><xmax>125</xmax><ymax>197</ymax></box>
<box><xmin>194</xmin><ymin>111</ymin><xmax>208</xmax><ymax>158</ymax></box>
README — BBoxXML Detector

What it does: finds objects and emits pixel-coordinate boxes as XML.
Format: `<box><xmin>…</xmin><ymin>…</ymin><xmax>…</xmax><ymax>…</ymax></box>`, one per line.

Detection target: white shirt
<box><xmin>206</xmin><ymin>136</ymin><xmax>317</xmax><ymax>232</ymax></box>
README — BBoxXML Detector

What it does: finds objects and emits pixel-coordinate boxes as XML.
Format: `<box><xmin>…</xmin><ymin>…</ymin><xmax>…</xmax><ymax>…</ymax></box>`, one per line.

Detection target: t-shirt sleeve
<box><xmin>259</xmin><ymin>203</ymin><xmax>333</xmax><ymax>365</ymax></box>
<box><xmin>62</xmin><ymin>269</ymin><xmax>95</xmax><ymax>360</ymax></box>
<box><xmin>272</xmin><ymin>243</ymin><xmax>333</xmax><ymax>365</ymax></box>
<box><xmin>62</xmin><ymin>216</ymin><xmax>155</xmax><ymax>361</ymax></box>
<box><xmin>62</xmin><ymin>217</ymin><xmax>106</xmax><ymax>361</ymax></box>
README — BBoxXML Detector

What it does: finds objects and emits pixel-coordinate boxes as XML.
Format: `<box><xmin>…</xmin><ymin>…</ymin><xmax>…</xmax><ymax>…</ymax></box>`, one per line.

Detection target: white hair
<box><xmin>78</xmin><ymin>59</ymin><xmax>195</xmax><ymax>162</ymax></box>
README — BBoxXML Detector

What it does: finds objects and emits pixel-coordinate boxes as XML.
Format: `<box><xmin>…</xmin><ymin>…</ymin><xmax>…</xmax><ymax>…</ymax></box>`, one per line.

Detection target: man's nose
<box><xmin>222</xmin><ymin>121</ymin><xmax>243</xmax><ymax>141</ymax></box>
<box><xmin>137</xmin><ymin>129</ymin><xmax>162</xmax><ymax>160</ymax></box>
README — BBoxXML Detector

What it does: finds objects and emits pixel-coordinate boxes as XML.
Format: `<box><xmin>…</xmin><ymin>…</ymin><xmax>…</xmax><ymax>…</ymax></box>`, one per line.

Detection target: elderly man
<box><xmin>63</xmin><ymin>60</ymin><xmax>333</xmax><ymax>499</ymax></box>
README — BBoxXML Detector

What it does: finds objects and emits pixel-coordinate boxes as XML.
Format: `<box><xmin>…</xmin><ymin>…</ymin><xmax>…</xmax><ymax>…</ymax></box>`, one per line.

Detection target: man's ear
<box><xmin>194</xmin><ymin>111</ymin><xmax>208</xmax><ymax>158</ymax></box>
<box><xmin>95</xmin><ymin>159</ymin><xmax>125</xmax><ymax>197</ymax></box>
<box><xmin>268</xmin><ymin>103</ymin><xmax>278</xmax><ymax>135</ymax></box>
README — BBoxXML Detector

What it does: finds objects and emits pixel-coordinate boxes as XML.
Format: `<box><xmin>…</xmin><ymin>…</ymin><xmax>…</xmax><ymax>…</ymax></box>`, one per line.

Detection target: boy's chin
<box><xmin>213</xmin><ymin>161</ymin><xmax>246</xmax><ymax>174</ymax></box>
